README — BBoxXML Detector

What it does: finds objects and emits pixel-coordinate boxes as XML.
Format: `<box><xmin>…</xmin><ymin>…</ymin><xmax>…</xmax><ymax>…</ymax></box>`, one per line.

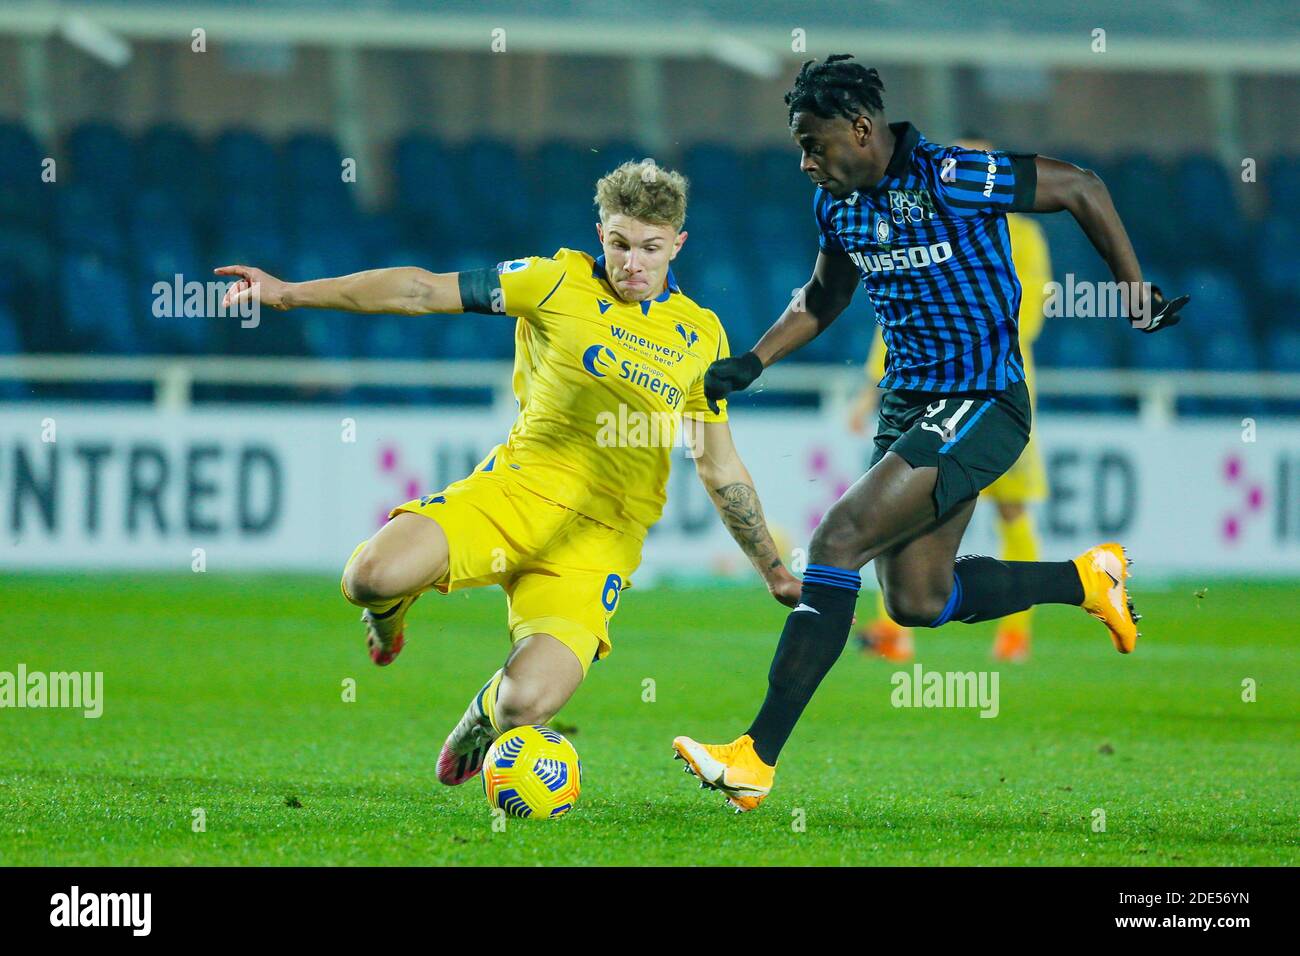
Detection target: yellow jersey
<box><xmin>490</xmin><ymin>247</ymin><xmax>729</xmax><ymax>541</ymax></box>
<box><xmin>867</xmin><ymin>212</ymin><xmax>1051</xmax><ymax>390</ymax></box>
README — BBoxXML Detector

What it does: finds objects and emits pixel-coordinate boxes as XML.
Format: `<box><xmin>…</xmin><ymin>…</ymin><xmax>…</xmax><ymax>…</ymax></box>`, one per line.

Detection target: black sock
<box><xmin>746</xmin><ymin>565</ymin><xmax>860</xmax><ymax>765</ymax></box>
<box><xmin>931</xmin><ymin>555</ymin><xmax>1084</xmax><ymax>626</ymax></box>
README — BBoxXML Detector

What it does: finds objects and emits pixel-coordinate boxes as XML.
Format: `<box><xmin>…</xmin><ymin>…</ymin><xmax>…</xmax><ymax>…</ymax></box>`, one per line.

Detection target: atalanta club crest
<box><xmin>876</xmin><ymin>217</ymin><xmax>891</xmax><ymax>243</ymax></box>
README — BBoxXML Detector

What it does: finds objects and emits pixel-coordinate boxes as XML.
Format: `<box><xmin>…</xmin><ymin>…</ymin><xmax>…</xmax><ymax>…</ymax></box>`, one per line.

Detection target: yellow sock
<box><xmin>998</xmin><ymin>509</ymin><xmax>1039</xmax><ymax>633</ymax></box>
<box><xmin>478</xmin><ymin>669</ymin><xmax>505</xmax><ymax>736</ymax></box>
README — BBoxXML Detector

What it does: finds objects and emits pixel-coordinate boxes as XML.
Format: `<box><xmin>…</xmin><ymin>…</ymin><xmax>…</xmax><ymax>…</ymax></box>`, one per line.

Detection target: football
<box><xmin>482</xmin><ymin>725</ymin><xmax>582</xmax><ymax>819</ymax></box>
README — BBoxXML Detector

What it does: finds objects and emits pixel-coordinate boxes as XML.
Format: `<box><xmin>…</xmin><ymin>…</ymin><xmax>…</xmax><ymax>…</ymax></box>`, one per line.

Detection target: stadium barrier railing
<box><xmin>1</xmin><ymin>355</ymin><xmax>1298</xmax><ymax>425</ymax></box>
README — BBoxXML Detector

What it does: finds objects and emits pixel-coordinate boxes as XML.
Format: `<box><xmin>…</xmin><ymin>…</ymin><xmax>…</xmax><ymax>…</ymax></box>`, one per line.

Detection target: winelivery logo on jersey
<box><xmin>0</xmin><ymin>665</ymin><xmax>103</xmax><ymax>718</ymax></box>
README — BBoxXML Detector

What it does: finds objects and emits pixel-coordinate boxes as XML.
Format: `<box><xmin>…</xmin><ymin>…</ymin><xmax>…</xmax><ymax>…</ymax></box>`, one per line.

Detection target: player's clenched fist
<box><xmin>703</xmin><ymin>351</ymin><xmax>764</xmax><ymax>414</ymax></box>
<box><xmin>213</xmin><ymin>264</ymin><xmax>291</xmax><ymax>311</ymax></box>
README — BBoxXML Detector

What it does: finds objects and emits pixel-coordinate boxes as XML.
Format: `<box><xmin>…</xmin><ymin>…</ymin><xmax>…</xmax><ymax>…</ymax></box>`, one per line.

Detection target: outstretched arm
<box><xmin>213</xmin><ymin>264</ymin><xmax>465</xmax><ymax>315</ymax></box>
<box><xmin>1030</xmin><ymin>157</ymin><xmax>1187</xmax><ymax>331</ymax></box>
<box><xmin>686</xmin><ymin>417</ymin><xmax>801</xmax><ymax>608</ymax></box>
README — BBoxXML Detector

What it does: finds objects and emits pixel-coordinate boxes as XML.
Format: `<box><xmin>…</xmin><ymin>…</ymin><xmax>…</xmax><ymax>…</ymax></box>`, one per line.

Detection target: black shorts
<box><xmin>868</xmin><ymin>379</ymin><xmax>1032</xmax><ymax>521</ymax></box>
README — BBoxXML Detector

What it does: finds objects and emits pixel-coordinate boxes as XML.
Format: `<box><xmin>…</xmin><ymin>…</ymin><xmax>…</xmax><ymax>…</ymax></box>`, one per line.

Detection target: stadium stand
<box><xmin>0</xmin><ymin>120</ymin><xmax>1294</xmax><ymax>402</ymax></box>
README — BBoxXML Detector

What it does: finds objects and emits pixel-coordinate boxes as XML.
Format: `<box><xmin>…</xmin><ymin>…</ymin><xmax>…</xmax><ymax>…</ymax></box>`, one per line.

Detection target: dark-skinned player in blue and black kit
<box><xmin>672</xmin><ymin>55</ymin><xmax>1190</xmax><ymax>812</ymax></box>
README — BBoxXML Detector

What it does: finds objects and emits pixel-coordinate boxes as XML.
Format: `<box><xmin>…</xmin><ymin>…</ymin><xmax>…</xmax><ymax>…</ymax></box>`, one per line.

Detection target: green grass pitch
<box><xmin>1</xmin><ymin>573</ymin><xmax>1296</xmax><ymax>866</ymax></box>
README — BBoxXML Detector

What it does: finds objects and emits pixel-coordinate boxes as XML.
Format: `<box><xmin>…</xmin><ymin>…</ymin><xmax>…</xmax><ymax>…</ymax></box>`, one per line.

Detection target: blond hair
<box><xmin>594</xmin><ymin>159</ymin><xmax>689</xmax><ymax>232</ymax></box>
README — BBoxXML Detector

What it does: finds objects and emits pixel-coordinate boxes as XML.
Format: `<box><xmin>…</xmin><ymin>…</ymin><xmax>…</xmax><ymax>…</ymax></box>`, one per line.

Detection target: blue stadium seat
<box><xmin>284</xmin><ymin>132</ymin><xmax>358</xmax><ymax>241</ymax></box>
<box><xmin>0</xmin><ymin>304</ymin><xmax>25</xmax><ymax>399</ymax></box>
<box><xmin>0</xmin><ymin>122</ymin><xmax>47</xmax><ymax>230</ymax></box>
<box><xmin>1198</xmin><ymin>331</ymin><xmax>1259</xmax><ymax>371</ymax></box>
<box><xmin>1264</xmin><ymin>328</ymin><xmax>1300</xmax><ymax>373</ymax></box>
<box><xmin>60</xmin><ymin>254</ymin><xmax>139</xmax><ymax>354</ymax></box>
<box><xmin>531</xmin><ymin>140</ymin><xmax>595</xmax><ymax>208</ymax></box>
<box><xmin>1254</xmin><ymin>214</ymin><xmax>1299</xmax><ymax>297</ymax></box>
<box><xmin>1174</xmin><ymin>155</ymin><xmax>1243</xmax><ymax>260</ymax></box>
<box><xmin>137</xmin><ymin>124</ymin><xmax>208</xmax><ymax>220</ymax></box>
<box><xmin>1035</xmin><ymin>213</ymin><xmax>1109</xmax><ymax>286</ymax></box>
<box><xmin>67</xmin><ymin>123</ymin><xmax>135</xmax><ymax>205</ymax></box>
<box><xmin>1036</xmin><ymin>319</ymin><xmax>1121</xmax><ymax>369</ymax></box>
<box><xmin>1108</xmin><ymin>154</ymin><xmax>1177</xmax><ymax>266</ymax></box>
<box><xmin>0</xmin><ymin>303</ymin><xmax>19</xmax><ymax>352</ymax></box>
<box><xmin>748</xmin><ymin>145</ymin><xmax>806</xmax><ymax>209</ymax></box>
<box><xmin>213</xmin><ymin>191</ymin><xmax>289</xmax><ymax>276</ymax></box>
<box><xmin>1180</xmin><ymin>266</ymin><xmax>1249</xmax><ymax>337</ymax></box>
<box><xmin>213</xmin><ymin>128</ymin><xmax>282</xmax><ymax>209</ymax></box>
<box><xmin>289</xmin><ymin>234</ymin><xmax>367</xmax><ymax>359</ymax></box>
<box><xmin>0</xmin><ymin>225</ymin><xmax>56</xmax><ymax>346</ymax></box>
<box><xmin>56</xmin><ymin>183</ymin><xmax>122</xmax><ymax>262</ymax></box>
<box><xmin>533</xmin><ymin>195</ymin><xmax>596</xmax><ymax>258</ymax></box>
<box><xmin>393</xmin><ymin>133</ymin><xmax>465</xmax><ymax>244</ymax></box>
<box><xmin>1266</xmin><ymin>155</ymin><xmax>1300</xmax><ymax>223</ymax></box>
<box><xmin>1126</xmin><ymin>319</ymin><xmax>1195</xmax><ymax>370</ymax></box>
<box><xmin>134</xmin><ymin>226</ymin><xmax>206</xmax><ymax>355</ymax></box>
<box><xmin>674</xmin><ymin>254</ymin><xmax>757</xmax><ymax>346</ymax></box>
<box><xmin>683</xmin><ymin>143</ymin><xmax>747</xmax><ymax>223</ymax></box>
<box><xmin>457</xmin><ymin>138</ymin><xmax>531</xmax><ymax>247</ymax></box>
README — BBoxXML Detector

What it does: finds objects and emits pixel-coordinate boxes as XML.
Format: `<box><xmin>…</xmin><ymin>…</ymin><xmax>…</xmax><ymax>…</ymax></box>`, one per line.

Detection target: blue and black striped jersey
<box><xmin>815</xmin><ymin>122</ymin><xmax>1038</xmax><ymax>393</ymax></box>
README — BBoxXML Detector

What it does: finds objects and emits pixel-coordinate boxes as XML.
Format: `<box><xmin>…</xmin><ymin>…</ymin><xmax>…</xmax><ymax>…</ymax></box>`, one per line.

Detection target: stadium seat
<box><xmin>56</xmin><ymin>183</ymin><xmax>123</xmax><ymax>262</ymax></box>
<box><xmin>213</xmin><ymin>128</ymin><xmax>283</xmax><ymax>216</ymax></box>
<box><xmin>457</xmin><ymin>138</ymin><xmax>532</xmax><ymax>248</ymax></box>
<box><xmin>1254</xmin><ymin>214</ymin><xmax>1300</xmax><ymax>298</ymax></box>
<box><xmin>393</xmin><ymin>133</ymin><xmax>466</xmax><ymax>246</ymax></box>
<box><xmin>1264</xmin><ymin>328</ymin><xmax>1300</xmax><ymax>373</ymax></box>
<box><xmin>1108</xmin><ymin>154</ymin><xmax>1178</xmax><ymax>266</ymax></box>
<box><xmin>0</xmin><ymin>226</ymin><xmax>56</xmax><ymax>349</ymax></box>
<box><xmin>284</xmin><ymin>132</ymin><xmax>358</xmax><ymax>242</ymax></box>
<box><xmin>1180</xmin><ymin>266</ymin><xmax>1250</xmax><ymax>340</ymax></box>
<box><xmin>1036</xmin><ymin>319</ymin><xmax>1121</xmax><ymax>369</ymax></box>
<box><xmin>67</xmin><ymin>122</ymin><xmax>135</xmax><ymax>206</ymax></box>
<box><xmin>1126</xmin><ymin>317</ymin><xmax>1195</xmax><ymax>370</ymax></box>
<box><xmin>748</xmin><ymin>145</ymin><xmax>807</xmax><ymax>209</ymax></box>
<box><xmin>1174</xmin><ymin>155</ymin><xmax>1244</xmax><ymax>262</ymax></box>
<box><xmin>531</xmin><ymin>140</ymin><xmax>596</xmax><ymax>210</ymax></box>
<box><xmin>0</xmin><ymin>305</ymin><xmax>25</xmax><ymax>399</ymax></box>
<box><xmin>1199</xmin><ymin>332</ymin><xmax>1259</xmax><ymax>371</ymax></box>
<box><xmin>60</xmin><ymin>254</ymin><xmax>139</xmax><ymax>355</ymax></box>
<box><xmin>137</xmin><ymin>124</ymin><xmax>209</xmax><ymax>220</ymax></box>
<box><xmin>0</xmin><ymin>122</ymin><xmax>47</xmax><ymax>230</ymax></box>
<box><xmin>1</xmin><ymin>113</ymin><xmax>1283</xmax><ymax>404</ymax></box>
<box><xmin>1265</xmin><ymin>154</ymin><xmax>1300</xmax><ymax>223</ymax></box>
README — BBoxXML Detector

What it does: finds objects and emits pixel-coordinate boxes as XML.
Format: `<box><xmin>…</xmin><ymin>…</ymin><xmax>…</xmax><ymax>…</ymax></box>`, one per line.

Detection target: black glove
<box><xmin>1134</xmin><ymin>284</ymin><xmax>1189</xmax><ymax>333</ymax></box>
<box><xmin>703</xmin><ymin>351</ymin><xmax>764</xmax><ymax>414</ymax></box>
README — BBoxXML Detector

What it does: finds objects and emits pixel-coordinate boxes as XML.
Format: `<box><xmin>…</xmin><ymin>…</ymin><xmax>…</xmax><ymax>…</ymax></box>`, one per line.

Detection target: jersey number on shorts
<box><xmin>919</xmin><ymin>398</ymin><xmax>976</xmax><ymax>443</ymax></box>
<box><xmin>601</xmin><ymin>573</ymin><xmax>623</xmax><ymax>612</ymax></box>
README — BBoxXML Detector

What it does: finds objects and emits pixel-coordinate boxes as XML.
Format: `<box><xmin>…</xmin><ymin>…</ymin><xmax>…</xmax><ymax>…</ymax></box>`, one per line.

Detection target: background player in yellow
<box><xmin>215</xmin><ymin>160</ymin><xmax>800</xmax><ymax>786</ymax></box>
<box><xmin>846</xmin><ymin>137</ymin><xmax>1051</xmax><ymax>663</ymax></box>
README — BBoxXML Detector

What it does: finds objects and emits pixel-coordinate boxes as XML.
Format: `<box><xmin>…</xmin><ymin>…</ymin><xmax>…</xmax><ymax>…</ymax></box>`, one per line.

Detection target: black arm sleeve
<box><xmin>457</xmin><ymin>267</ymin><xmax>503</xmax><ymax>314</ymax></box>
<box><xmin>1009</xmin><ymin>154</ymin><xmax>1038</xmax><ymax>212</ymax></box>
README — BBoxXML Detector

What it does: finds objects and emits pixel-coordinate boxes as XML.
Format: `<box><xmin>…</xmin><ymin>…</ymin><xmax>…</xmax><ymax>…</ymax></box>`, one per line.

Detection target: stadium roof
<box><xmin>1</xmin><ymin>0</ymin><xmax>1297</xmax><ymax>71</ymax></box>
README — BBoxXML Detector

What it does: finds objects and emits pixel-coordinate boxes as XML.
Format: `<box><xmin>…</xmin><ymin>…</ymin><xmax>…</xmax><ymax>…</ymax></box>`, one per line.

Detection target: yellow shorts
<box><xmin>981</xmin><ymin>433</ymin><xmax>1047</xmax><ymax>504</ymax></box>
<box><xmin>388</xmin><ymin>462</ymin><xmax>642</xmax><ymax>674</ymax></box>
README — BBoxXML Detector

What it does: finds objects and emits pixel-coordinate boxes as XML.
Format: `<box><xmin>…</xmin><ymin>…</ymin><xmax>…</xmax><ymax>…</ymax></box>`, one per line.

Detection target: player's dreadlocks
<box><xmin>784</xmin><ymin>54</ymin><xmax>885</xmax><ymax>124</ymax></box>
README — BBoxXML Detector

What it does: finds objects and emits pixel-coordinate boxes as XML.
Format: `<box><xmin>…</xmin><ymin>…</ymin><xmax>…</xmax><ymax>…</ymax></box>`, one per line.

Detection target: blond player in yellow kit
<box><xmin>848</xmin><ymin>139</ymin><xmax>1051</xmax><ymax>663</ymax></box>
<box><xmin>215</xmin><ymin>160</ymin><xmax>800</xmax><ymax>786</ymax></box>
